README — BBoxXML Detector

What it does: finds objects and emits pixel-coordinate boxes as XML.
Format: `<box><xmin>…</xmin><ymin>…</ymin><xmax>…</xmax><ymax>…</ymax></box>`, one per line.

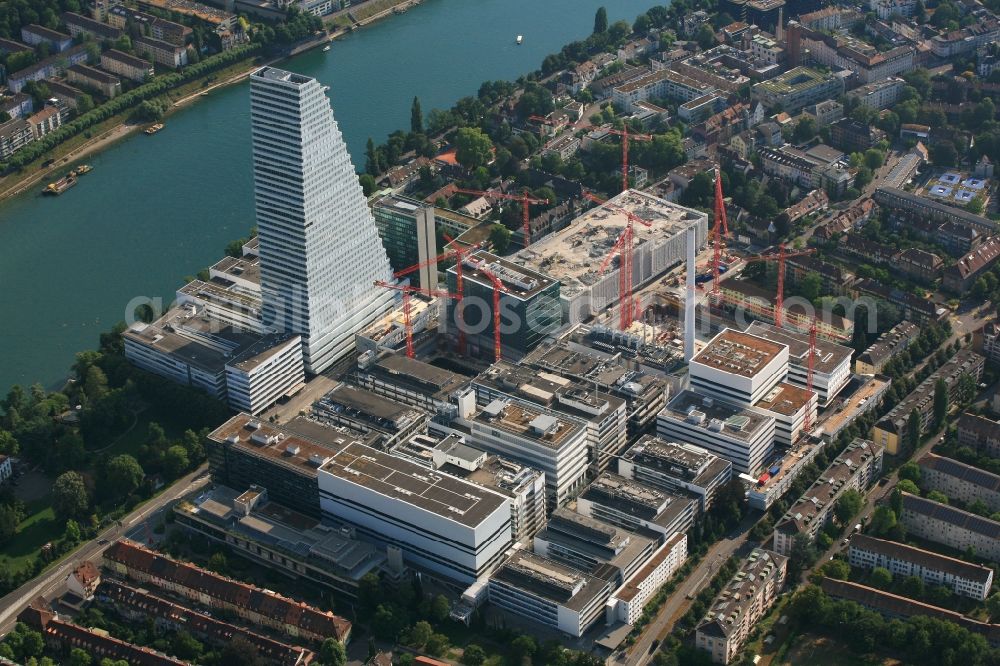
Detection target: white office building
<box><xmin>577</xmin><ymin>473</ymin><xmax>696</xmax><ymax>539</ymax></box>
<box><xmin>689</xmin><ymin>329</ymin><xmax>789</xmax><ymax>406</ymax></box>
<box><xmin>746</xmin><ymin>322</ymin><xmax>852</xmax><ymax>407</ymax></box>
<box><xmin>250</xmin><ymin>67</ymin><xmax>396</xmax><ymax>373</ymax></box>
<box><xmin>617</xmin><ymin>436</ymin><xmax>732</xmax><ymax>514</ymax></box>
<box><xmin>606</xmin><ymin>532</ymin><xmax>688</xmax><ymax>625</ymax></box>
<box><xmin>224</xmin><ymin>335</ymin><xmax>305</xmax><ymax>415</ymax></box>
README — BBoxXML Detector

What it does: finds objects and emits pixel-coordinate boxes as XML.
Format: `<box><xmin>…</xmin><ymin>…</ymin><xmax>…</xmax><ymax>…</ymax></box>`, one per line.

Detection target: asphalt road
<box><xmin>0</xmin><ymin>465</ymin><xmax>210</xmax><ymax>637</ymax></box>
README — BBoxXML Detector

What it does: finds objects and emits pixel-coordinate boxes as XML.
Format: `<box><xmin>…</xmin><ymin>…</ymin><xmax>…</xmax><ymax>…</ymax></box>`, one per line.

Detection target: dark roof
<box><xmin>900</xmin><ymin>492</ymin><xmax>1000</xmax><ymax>540</ymax></box>
<box><xmin>918</xmin><ymin>453</ymin><xmax>1000</xmax><ymax>493</ymax></box>
<box><xmin>102</xmin><ymin>48</ymin><xmax>153</xmax><ymax>70</ymax></box>
<box><xmin>21</xmin><ymin>24</ymin><xmax>71</xmax><ymax>42</ymax></box>
<box><xmin>850</xmin><ymin>534</ymin><xmax>993</xmax><ymax>584</ymax></box>
<box><xmin>62</xmin><ymin>11</ymin><xmax>123</xmax><ymax>39</ymax></box>
<box><xmin>68</xmin><ymin>63</ymin><xmax>121</xmax><ymax>86</ymax></box>
<box><xmin>957</xmin><ymin>412</ymin><xmax>1000</xmax><ymax>440</ymax></box>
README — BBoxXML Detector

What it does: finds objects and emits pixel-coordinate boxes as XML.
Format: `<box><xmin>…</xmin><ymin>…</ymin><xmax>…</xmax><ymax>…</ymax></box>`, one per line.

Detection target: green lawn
<box><xmin>0</xmin><ymin>499</ymin><xmax>61</xmax><ymax>571</ymax></box>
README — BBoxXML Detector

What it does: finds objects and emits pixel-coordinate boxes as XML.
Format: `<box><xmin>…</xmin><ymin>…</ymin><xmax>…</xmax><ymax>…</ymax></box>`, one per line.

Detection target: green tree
<box><xmin>425</xmin><ymin>633</ymin><xmax>450</xmax><ymax>656</ymax></box>
<box><xmin>821</xmin><ymin>558</ymin><xmax>850</xmax><ymax>580</ymax></box>
<box><xmin>870</xmin><ymin>566</ymin><xmax>893</xmax><ymax>589</ymax></box>
<box><xmin>933</xmin><ymin>378</ymin><xmax>948</xmax><ymax>426</ymax></box>
<box><xmin>170</xmin><ymin>631</ymin><xmax>203</xmax><ymax>661</ymax></box>
<box><xmin>359</xmin><ymin>173</ymin><xmax>376</xmax><ymax>197</ymax></box>
<box><xmin>208</xmin><ymin>551</ymin><xmax>228</xmax><ymax>574</ymax></box>
<box><xmin>793</xmin><ymin>117</ymin><xmax>817</xmax><ymax>143</ymax></box>
<box><xmin>899</xmin><ymin>575</ymin><xmax>924</xmax><ymax>598</ymax></box>
<box><xmin>67</xmin><ymin>648</ymin><xmax>92</xmax><ymax>666</ymax></box>
<box><xmin>409</xmin><ymin>620</ymin><xmax>432</xmax><ymax>647</ymax></box>
<box><xmin>834</xmin><ymin>489</ymin><xmax>863</xmax><ymax>524</ymax></box>
<box><xmin>462</xmin><ymin>644</ymin><xmax>486</xmax><ymax>666</ymax></box>
<box><xmin>219</xmin><ymin>637</ymin><xmax>265</xmax><ymax>666</ymax></box>
<box><xmin>926</xmin><ymin>490</ymin><xmax>949</xmax><ymax>504</ymax></box>
<box><xmin>898</xmin><ymin>462</ymin><xmax>921</xmax><ymax>483</ymax></box>
<box><xmin>907</xmin><ymin>409</ymin><xmax>921</xmax><ymax>450</ymax></box>
<box><xmin>593</xmin><ymin>6</ymin><xmax>608</xmax><ymax>33</ymax></box>
<box><xmin>489</xmin><ymin>223</ymin><xmax>512</xmax><ymax>254</ymax></box>
<box><xmin>863</xmin><ymin>149</ymin><xmax>884</xmax><ymax>170</ymax></box>
<box><xmin>365</xmin><ymin>137</ymin><xmax>381</xmax><ymax>175</ymax></box>
<box><xmin>966</xmin><ymin>193</ymin><xmax>986</xmax><ymax>214</ymax></box>
<box><xmin>511</xmin><ymin>635</ymin><xmax>537</xmax><ymax>663</ymax></box>
<box><xmin>411</xmin><ymin>96</ymin><xmax>423</xmax><ymax>135</ymax></box>
<box><xmin>696</xmin><ymin>23</ymin><xmax>716</xmax><ymax>50</ymax></box>
<box><xmin>105</xmin><ymin>454</ymin><xmax>143</xmax><ymax>498</ymax></box>
<box><xmin>319</xmin><ymin>638</ymin><xmax>347</xmax><ymax>666</ymax></box>
<box><xmin>799</xmin><ymin>271</ymin><xmax>823</xmax><ymax>302</ymax></box>
<box><xmin>987</xmin><ymin>593</ymin><xmax>1000</xmax><ymax>621</ymax></box>
<box><xmin>0</xmin><ymin>504</ymin><xmax>22</xmax><ymax>542</ymax></box>
<box><xmin>84</xmin><ymin>365</ymin><xmax>109</xmax><ymax>402</ymax></box>
<box><xmin>430</xmin><ymin>593</ymin><xmax>450</xmax><ymax>623</ymax></box>
<box><xmin>63</xmin><ymin>519</ymin><xmax>81</xmax><ymax>545</ymax></box>
<box><xmin>453</xmin><ymin>127</ymin><xmax>494</xmax><ymax>170</ymax></box>
<box><xmin>163</xmin><ymin>445</ymin><xmax>190</xmax><ymax>478</ymax></box>
<box><xmin>897</xmin><ymin>479</ymin><xmax>920</xmax><ymax>495</ymax></box>
<box><xmin>52</xmin><ymin>471</ymin><xmax>89</xmax><ymax>521</ymax></box>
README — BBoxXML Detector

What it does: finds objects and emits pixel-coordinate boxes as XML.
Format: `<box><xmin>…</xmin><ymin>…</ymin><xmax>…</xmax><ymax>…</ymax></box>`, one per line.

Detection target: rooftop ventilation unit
<box><xmin>285</xmin><ymin>443</ymin><xmax>301</xmax><ymax>456</ymax></box>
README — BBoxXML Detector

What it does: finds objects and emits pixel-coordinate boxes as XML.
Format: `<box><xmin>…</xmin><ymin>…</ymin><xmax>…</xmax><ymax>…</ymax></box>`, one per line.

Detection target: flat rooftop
<box><xmin>581</xmin><ymin>473</ymin><xmax>693</xmax><ymax>531</ymax></box>
<box><xmin>472</xmin><ymin>399</ymin><xmax>583</xmax><ymax>449</ymax></box>
<box><xmin>692</xmin><ymin>329</ymin><xmax>785</xmax><ymax>379</ymax></box>
<box><xmin>753</xmin><ymin>382</ymin><xmax>813</xmax><ymax>417</ymax></box>
<box><xmin>511</xmin><ymin>189</ymin><xmax>704</xmax><ymax>292</ymax></box>
<box><xmin>614</xmin><ymin>532</ymin><xmax>687</xmax><ymax>602</ymax></box>
<box><xmin>451</xmin><ymin>250</ymin><xmax>556</xmax><ymax>300</ymax></box>
<box><xmin>662</xmin><ymin>390</ymin><xmax>772</xmax><ymax>444</ymax></box>
<box><xmin>315</xmin><ymin>384</ymin><xmax>426</xmax><ymax>427</ymax></box>
<box><xmin>746</xmin><ymin>322</ymin><xmax>851</xmax><ymax>374</ymax></box>
<box><xmin>319</xmin><ymin>441</ymin><xmax>507</xmax><ymax>529</ymax></box>
<box><xmin>365</xmin><ymin>354</ymin><xmax>468</xmax><ymax>400</ymax></box>
<box><xmin>492</xmin><ymin>550</ymin><xmax>611</xmax><ymax>610</ymax></box>
<box><xmin>624</xmin><ymin>436</ymin><xmax>730</xmax><ymax>486</ymax></box>
<box><xmin>475</xmin><ymin>362</ymin><xmax>624</xmax><ymax>418</ymax></box>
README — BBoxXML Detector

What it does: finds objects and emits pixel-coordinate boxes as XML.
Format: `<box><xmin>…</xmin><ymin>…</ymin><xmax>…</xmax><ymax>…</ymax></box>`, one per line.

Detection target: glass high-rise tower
<box><xmin>250</xmin><ymin>67</ymin><xmax>395</xmax><ymax>374</ymax></box>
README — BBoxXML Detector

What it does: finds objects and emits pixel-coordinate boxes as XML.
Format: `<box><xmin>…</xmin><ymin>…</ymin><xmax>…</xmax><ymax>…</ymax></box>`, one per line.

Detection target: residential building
<box><xmin>918</xmin><ymin>453</ymin><xmax>1000</xmax><ymax>513</ymax></box>
<box><xmin>829</xmin><ymin>117</ymin><xmax>886</xmax><ymax>153</ymax></box>
<box><xmin>895</xmin><ymin>248</ymin><xmax>943</xmax><ymax>282</ymax></box>
<box><xmin>487</xmin><ymin>550</ymin><xmax>614</xmax><ymax>637</ymax></box>
<box><xmin>801</xmin><ymin>100</ymin><xmax>844</xmax><ymax>126</ymax></box>
<box><xmin>658</xmin><ymin>390</ymin><xmax>776</xmax><ymax>475</ymax></box>
<box><xmin>0</xmin><ymin>455</ymin><xmax>11</xmax><ymax>486</ymax></box>
<box><xmin>134</xmin><ymin>34</ymin><xmax>189</xmax><ymax>68</ymax></box>
<box><xmin>0</xmin><ymin>91</ymin><xmax>33</xmax><ymax>119</ymax></box>
<box><xmin>718</xmin><ymin>279</ymin><xmax>856</xmax><ymax>340</ymax></box>
<box><xmin>981</xmin><ymin>321</ymin><xmax>1000</xmax><ymax>368</ymax></box>
<box><xmin>0</xmin><ymin>37</ymin><xmax>31</xmax><ymax>54</ymax></box>
<box><xmin>899</xmin><ymin>493</ymin><xmax>1000</xmax><ymax>561</ymax></box>
<box><xmin>606</xmin><ymin>533</ymin><xmax>688</xmax><ymax>625</ymax></box>
<box><xmin>26</xmin><ymin>106</ymin><xmax>60</xmax><ymax>139</ymax></box>
<box><xmin>956</xmin><ymin>412</ymin><xmax>1000</xmax><ymax>457</ymax></box>
<box><xmin>67</xmin><ymin>63</ymin><xmax>122</xmax><ymax>98</ymax></box>
<box><xmin>772</xmin><ymin>439</ymin><xmax>884</xmax><ymax>556</ymax></box>
<box><xmin>0</xmin><ymin>118</ymin><xmax>33</xmax><ymax>159</ymax></box>
<box><xmin>870</xmin><ymin>0</ymin><xmax>918</xmax><ymax>19</ymax></box>
<box><xmin>445</xmin><ymin>250</ymin><xmax>561</xmax><ymax>360</ymax></box>
<box><xmin>20</xmin><ymin>24</ymin><xmax>72</xmax><ymax>51</ymax></box>
<box><xmin>101</xmin><ymin>49</ymin><xmax>154</xmax><ymax>82</ymax></box>
<box><xmin>107</xmin><ymin>6</ymin><xmax>192</xmax><ymax>45</ymax></box>
<box><xmin>174</xmin><ymin>484</ymin><xmax>385</xmax><ymax>599</ymax></box>
<box><xmin>849</xmin><ymin>533</ymin><xmax>994</xmax><ymax>600</ymax></box>
<box><xmin>250</xmin><ymin>68</ymin><xmax>396</xmax><ymax>373</ymax></box>
<box><xmin>45</xmin><ymin>79</ymin><xmax>84</xmax><ymax>111</ymax></box>
<box><xmin>855</xmin><ymin>279</ymin><xmax>949</xmax><ymax>324</ymax></box>
<box><xmin>746</xmin><ymin>322</ymin><xmax>852</xmax><ymax>407</ymax></box>
<box><xmin>577</xmin><ymin>473</ymin><xmax>696</xmax><ymax>539</ymax></box>
<box><xmin>820</xmin><ymin>578</ymin><xmax>1000</xmax><ymax>646</ymax></box>
<box><xmin>18</xmin><ymin>605</ymin><xmax>186</xmax><ymax>666</ymax></box>
<box><xmin>873</xmin><ymin>349</ymin><xmax>984</xmax><ymax>455</ymax></box>
<box><xmin>786</xmin><ymin>23</ymin><xmax>915</xmax><ymax>83</ymax></box>
<box><xmin>62</xmin><ymin>11</ymin><xmax>123</xmax><ymax>41</ymax></box>
<box><xmin>65</xmin><ymin>561</ymin><xmax>101</xmax><ymax>600</ymax></box>
<box><xmin>847</xmin><ymin>77</ymin><xmax>906</xmax><ymax>109</ymax></box>
<box><xmin>931</xmin><ymin>18</ymin><xmax>1000</xmax><ymax>58</ymax></box>
<box><xmin>695</xmin><ymin>549</ymin><xmax>788</xmax><ymax>664</ymax></box>
<box><xmin>751</xmin><ymin>67</ymin><xmax>844</xmax><ymax>114</ymax></box>
<box><xmin>97</xmin><ymin>580</ymin><xmax>316</xmax><ymax>666</ymax></box>
<box><xmin>855</xmin><ymin>321</ymin><xmax>920</xmax><ymax>375</ymax></box>
<box><xmin>102</xmin><ymin>539</ymin><xmax>352</xmax><ymax>644</ymax></box>
<box><xmin>468</xmin><ymin>398</ymin><xmax>589</xmax><ymax>509</ymax></box>
<box><xmin>618</xmin><ymin>436</ymin><xmax>732</xmax><ymax>514</ymax></box>
<box><xmin>7</xmin><ymin>44</ymin><xmax>89</xmax><ymax>92</ymax></box>
<box><xmin>136</xmin><ymin>0</ymin><xmax>237</xmax><ymax>30</ymax></box>
<box><xmin>312</xmin><ymin>384</ymin><xmax>428</xmax><ymax>450</ymax></box>
<box><xmin>612</xmin><ymin>68</ymin><xmax>717</xmax><ymax>113</ymax></box>
<box><xmin>943</xmin><ymin>237</ymin><xmax>1000</xmax><ymax>293</ymax></box>
<box><xmin>874</xmin><ymin>187</ymin><xmax>995</xmax><ymax>236</ymax></box>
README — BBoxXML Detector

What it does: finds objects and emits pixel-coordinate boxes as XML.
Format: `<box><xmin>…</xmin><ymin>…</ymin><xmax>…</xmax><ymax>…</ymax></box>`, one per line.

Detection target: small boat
<box><xmin>43</xmin><ymin>173</ymin><xmax>77</xmax><ymax>196</ymax></box>
<box><xmin>322</xmin><ymin>44</ymin><xmax>331</xmax><ymax>52</ymax></box>
<box><xmin>516</xmin><ymin>35</ymin><xmax>523</xmax><ymax>44</ymax></box>
<box><xmin>145</xmin><ymin>123</ymin><xmax>164</xmax><ymax>135</ymax></box>
<box><xmin>73</xmin><ymin>164</ymin><xmax>92</xmax><ymax>176</ymax></box>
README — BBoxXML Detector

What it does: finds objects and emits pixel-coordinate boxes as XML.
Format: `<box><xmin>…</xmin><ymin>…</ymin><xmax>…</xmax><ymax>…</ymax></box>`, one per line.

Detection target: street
<box><xmin>0</xmin><ymin>465</ymin><xmax>210</xmax><ymax>637</ymax></box>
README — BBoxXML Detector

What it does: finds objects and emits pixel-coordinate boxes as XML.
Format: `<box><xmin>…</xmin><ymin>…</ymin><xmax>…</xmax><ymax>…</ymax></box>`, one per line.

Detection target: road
<box><xmin>620</xmin><ymin>515</ymin><xmax>756</xmax><ymax>666</ymax></box>
<box><xmin>0</xmin><ymin>465</ymin><xmax>210</xmax><ymax>637</ymax></box>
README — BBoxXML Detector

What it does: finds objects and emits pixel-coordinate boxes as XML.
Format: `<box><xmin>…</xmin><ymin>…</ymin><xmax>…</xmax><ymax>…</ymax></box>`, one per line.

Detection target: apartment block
<box><xmin>846</xmin><ymin>77</ymin><xmax>906</xmax><ymax>109</ymax></box>
<box><xmin>20</xmin><ymin>24</ymin><xmax>72</xmax><ymax>51</ymax></box>
<box><xmin>67</xmin><ymin>63</ymin><xmax>122</xmax><ymax>98</ymax></box>
<box><xmin>488</xmin><ymin>550</ymin><xmax>614</xmax><ymax>637</ymax></box>
<box><xmin>956</xmin><ymin>412</ymin><xmax>1000</xmax><ymax>457</ymax></box>
<box><xmin>695</xmin><ymin>549</ymin><xmax>788</xmax><ymax>664</ymax></box>
<box><xmin>102</xmin><ymin>539</ymin><xmax>352</xmax><ymax>644</ymax></box>
<box><xmin>943</xmin><ymin>237</ymin><xmax>1000</xmax><ymax>293</ymax></box>
<box><xmin>612</xmin><ymin>68</ymin><xmax>717</xmax><ymax>113</ymax></box>
<box><xmin>874</xmin><ymin>187</ymin><xmax>995</xmax><ymax>236</ymax></box>
<box><xmin>62</xmin><ymin>11</ymin><xmax>123</xmax><ymax>41</ymax></box>
<box><xmin>899</xmin><ymin>493</ymin><xmax>1000</xmax><ymax>561</ymax></box>
<box><xmin>7</xmin><ymin>44</ymin><xmax>89</xmax><ymax>92</ymax></box>
<box><xmin>855</xmin><ymin>321</ymin><xmax>920</xmax><ymax>375</ymax></box>
<box><xmin>773</xmin><ymin>439</ymin><xmax>883</xmax><ymax>556</ymax></box>
<box><xmin>134</xmin><ymin>34</ymin><xmax>189</xmax><ymax>68</ymax></box>
<box><xmin>873</xmin><ymin>349</ymin><xmax>984</xmax><ymax>455</ymax></box>
<box><xmin>101</xmin><ymin>49</ymin><xmax>155</xmax><ymax>82</ymax></box>
<box><xmin>918</xmin><ymin>453</ymin><xmax>1000</xmax><ymax>513</ymax></box>
<box><xmin>618</xmin><ymin>436</ymin><xmax>732</xmax><ymax>514</ymax></box>
<box><xmin>606</xmin><ymin>532</ymin><xmax>688</xmax><ymax>625</ymax></box>
<box><xmin>751</xmin><ymin>67</ymin><xmax>844</xmax><ymax>114</ymax></box>
<box><xmin>848</xmin><ymin>534</ymin><xmax>993</xmax><ymax>600</ymax></box>
<box><xmin>0</xmin><ymin>118</ymin><xmax>34</xmax><ymax>158</ymax></box>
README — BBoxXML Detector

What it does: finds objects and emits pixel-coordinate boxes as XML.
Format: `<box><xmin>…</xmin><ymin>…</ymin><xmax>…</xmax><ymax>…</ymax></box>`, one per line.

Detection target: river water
<box><xmin>0</xmin><ymin>0</ymin><xmax>663</xmax><ymax>392</ymax></box>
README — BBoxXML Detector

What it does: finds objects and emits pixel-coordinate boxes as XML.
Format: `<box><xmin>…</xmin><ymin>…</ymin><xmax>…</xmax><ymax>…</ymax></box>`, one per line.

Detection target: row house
<box><xmin>814</xmin><ymin>198</ymin><xmax>875</xmax><ymax>241</ymax></box>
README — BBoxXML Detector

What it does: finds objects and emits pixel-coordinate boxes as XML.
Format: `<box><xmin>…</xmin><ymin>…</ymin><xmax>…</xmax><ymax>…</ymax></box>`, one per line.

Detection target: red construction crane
<box><xmin>452</xmin><ymin>188</ymin><xmax>549</xmax><ymax>248</ymax></box>
<box><xmin>804</xmin><ymin>316</ymin><xmax>817</xmax><ymax>434</ymax></box>
<box><xmin>374</xmin><ymin>281</ymin><xmax>458</xmax><ymax>358</ymax></box>
<box><xmin>742</xmin><ymin>243</ymin><xmax>816</xmax><ymax>328</ymax></box>
<box><xmin>709</xmin><ymin>169</ymin><xmax>730</xmax><ymax>298</ymax></box>
<box><xmin>604</xmin><ymin>126</ymin><xmax>652</xmax><ymax>192</ymax></box>
<box><xmin>583</xmin><ymin>191</ymin><xmax>654</xmax><ymax>330</ymax></box>
<box><xmin>465</xmin><ymin>258</ymin><xmax>509</xmax><ymax>362</ymax></box>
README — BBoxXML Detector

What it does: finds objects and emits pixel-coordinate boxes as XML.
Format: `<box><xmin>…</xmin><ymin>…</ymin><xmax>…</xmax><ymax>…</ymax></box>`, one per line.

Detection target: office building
<box><xmin>956</xmin><ymin>412</ymin><xmax>1000</xmax><ymax>457</ymax></box>
<box><xmin>534</xmin><ymin>507</ymin><xmax>657</xmax><ymax>585</ymax></box>
<box><xmin>657</xmin><ymin>390</ymin><xmax>775</xmax><ymax>475</ymax></box>
<box><xmin>900</xmin><ymin>492</ymin><xmax>1000</xmax><ymax>562</ymax></box>
<box><xmin>445</xmin><ymin>250</ymin><xmax>561</xmax><ymax>359</ymax></box>
<box><xmin>855</xmin><ymin>321</ymin><xmax>919</xmax><ymax>375</ymax></box>
<box><xmin>468</xmin><ymin>398</ymin><xmax>589</xmax><ymax>509</ymax></box>
<box><xmin>820</xmin><ymin>578</ymin><xmax>1000</xmax><ymax>647</ymax></box>
<box><xmin>918</xmin><ymin>453</ymin><xmax>1000</xmax><ymax>513</ymax></box>
<box><xmin>312</xmin><ymin>383</ymin><xmax>428</xmax><ymax>450</ymax></box>
<box><xmin>316</xmin><ymin>441</ymin><xmax>512</xmax><ymax>584</ymax></box>
<box><xmin>174</xmin><ymin>484</ymin><xmax>386</xmax><ymax>600</ymax></box>
<box><xmin>617</xmin><ymin>436</ymin><xmax>732</xmax><ymax>514</ymax></box>
<box><xmin>873</xmin><ymin>349</ymin><xmax>984</xmax><ymax>455</ymax></box>
<box><xmin>250</xmin><ymin>67</ymin><xmax>396</xmax><ymax>373</ymax></box>
<box><xmin>751</xmin><ymin>67</ymin><xmax>844</xmax><ymax>114</ymax></box>
<box><xmin>606</xmin><ymin>533</ymin><xmax>688</xmax><ymax>626</ymax></box>
<box><xmin>103</xmin><ymin>539</ymin><xmax>351</xmax><ymax>644</ymax></box>
<box><xmin>473</xmin><ymin>362</ymin><xmax>628</xmax><ymax>475</ymax></box>
<box><xmin>695</xmin><ymin>549</ymin><xmax>788</xmax><ymax>664</ymax></box>
<box><xmin>577</xmin><ymin>473</ymin><xmax>696</xmax><ymax>539</ymax></box>
<box><xmin>772</xmin><ymin>439</ymin><xmax>883</xmax><ymax>556</ymax></box>
<box><xmin>752</xmin><ymin>381</ymin><xmax>817</xmax><ymax>447</ymax></box>
<box><xmin>510</xmin><ymin>189</ymin><xmax>707</xmax><ymax>322</ymax></box>
<box><xmin>351</xmin><ymin>352</ymin><xmax>471</xmax><ymax>420</ymax></box>
<box><xmin>690</xmin><ymin>329</ymin><xmax>789</xmax><ymax>405</ymax></box>
<box><xmin>488</xmin><ymin>550</ymin><xmax>615</xmax><ymax>637</ymax></box>
<box><xmin>846</xmin><ymin>77</ymin><xmax>906</xmax><ymax>110</ymax></box>
<box><xmin>848</xmin><ymin>534</ymin><xmax>993</xmax><ymax>600</ymax></box>
<box><xmin>746</xmin><ymin>322</ymin><xmax>851</xmax><ymax>407</ymax></box>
